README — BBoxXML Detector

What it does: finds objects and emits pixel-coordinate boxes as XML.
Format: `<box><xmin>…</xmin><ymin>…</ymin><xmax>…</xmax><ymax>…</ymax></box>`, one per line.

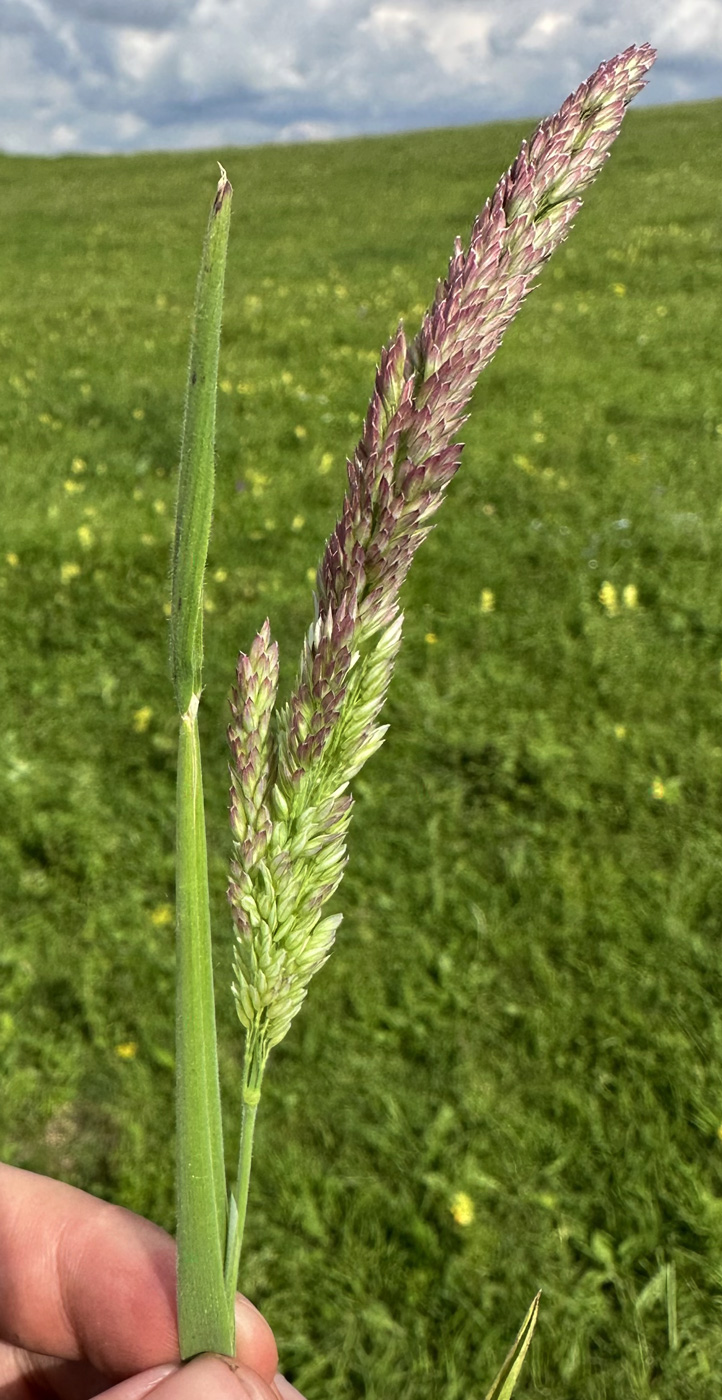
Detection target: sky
<box><xmin>0</xmin><ymin>0</ymin><xmax>720</xmax><ymax>156</ymax></box>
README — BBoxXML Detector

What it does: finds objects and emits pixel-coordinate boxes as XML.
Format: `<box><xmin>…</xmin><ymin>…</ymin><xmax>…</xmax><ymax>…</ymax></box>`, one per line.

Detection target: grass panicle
<box><xmin>227</xmin><ymin>42</ymin><xmax>656</xmax><ymax>1067</ymax></box>
<box><xmin>225</xmin><ymin>44</ymin><xmax>656</xmax><ymax>1328</ymax></box>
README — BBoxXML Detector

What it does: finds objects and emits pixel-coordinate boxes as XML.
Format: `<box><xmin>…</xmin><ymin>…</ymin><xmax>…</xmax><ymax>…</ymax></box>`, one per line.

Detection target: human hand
<box><xmin>0</xmin><ymin>1163</ymin><xmax>306</xmax><ymax>1399</ymax></box>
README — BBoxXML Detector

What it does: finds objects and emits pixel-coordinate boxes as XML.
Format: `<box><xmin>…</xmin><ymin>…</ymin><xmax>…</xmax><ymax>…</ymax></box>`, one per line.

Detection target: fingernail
<box><xmin>273</xmin><ymin>1373</ymin><xmax>307</xmax><ymax>1400</ymax></box>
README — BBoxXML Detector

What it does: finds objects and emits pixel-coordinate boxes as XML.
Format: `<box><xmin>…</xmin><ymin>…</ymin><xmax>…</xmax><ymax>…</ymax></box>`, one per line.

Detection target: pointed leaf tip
<box><xmin>214</xmin><ymin>163</ymin><xmax>232</xmax><ymax>212</ymax></box>
<box><xmin>483</xmin><ymin>1292</ymin><xmax>541</xmax><ymax>1400</ymax></box>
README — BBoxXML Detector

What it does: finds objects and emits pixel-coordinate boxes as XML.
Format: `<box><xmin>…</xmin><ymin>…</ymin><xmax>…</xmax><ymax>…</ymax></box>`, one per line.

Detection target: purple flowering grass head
<box><xmin>227</xmin><ymin>43</ymin><xmax>656</xmax><ymax>1055</ymax></box>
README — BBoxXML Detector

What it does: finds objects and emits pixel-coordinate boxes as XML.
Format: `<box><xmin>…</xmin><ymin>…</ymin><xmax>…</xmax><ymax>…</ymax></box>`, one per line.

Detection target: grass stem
<box><xmin>175</xmin><ymin>699</ymin><xmax>232</xmax><ymax>1357</ymax></box>
<box><xmin>224</xmin><ymin>1046</ymin><xmax>265</xmax><ymax>1308</ymax></box>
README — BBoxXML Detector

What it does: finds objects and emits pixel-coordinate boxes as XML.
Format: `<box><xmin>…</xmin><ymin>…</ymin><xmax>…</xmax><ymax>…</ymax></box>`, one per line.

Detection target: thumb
<box><xmin>100</xmin><ymin>1354</ymin><xmax>301</xmax><ymax>1400</ymax></box>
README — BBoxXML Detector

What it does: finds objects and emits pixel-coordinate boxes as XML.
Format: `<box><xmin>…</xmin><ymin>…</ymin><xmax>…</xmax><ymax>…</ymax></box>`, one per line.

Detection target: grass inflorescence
<box><xmin>1</xmin><ymin>81</ymin><xmax>722</xmax><ymax>1398</ymax></box>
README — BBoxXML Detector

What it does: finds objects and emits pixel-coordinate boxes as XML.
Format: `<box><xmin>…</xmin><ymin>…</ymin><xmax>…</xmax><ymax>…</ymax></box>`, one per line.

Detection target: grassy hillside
<box><xmin>1</xmin><ymin>96</ymin><xmax>721</xmax><ymax>1397</ymax></box>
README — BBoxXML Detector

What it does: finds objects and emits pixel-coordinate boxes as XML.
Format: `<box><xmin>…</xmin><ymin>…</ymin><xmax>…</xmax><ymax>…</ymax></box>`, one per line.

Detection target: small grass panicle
<box><xmin>227</xmin><ymin>42</ymin><xmax>656</xmax><ymax>1075</ymax></box>
<box><xmin>228</xmin><ymin>619</ymin><xmax>279</xmax><ymax>873</ymax></box>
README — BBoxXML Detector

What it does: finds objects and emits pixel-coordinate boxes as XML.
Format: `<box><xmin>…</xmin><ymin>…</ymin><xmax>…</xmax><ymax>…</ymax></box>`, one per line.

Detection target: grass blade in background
<box><xmin>483</xmin><ymin>1292</ymin><xmax>541</xmax><ymax>1400</ymax></box>
<box><xmin>170</xmin><ymin>166</ymin><xmax>234</xmax><ymax>1360</ymax></box>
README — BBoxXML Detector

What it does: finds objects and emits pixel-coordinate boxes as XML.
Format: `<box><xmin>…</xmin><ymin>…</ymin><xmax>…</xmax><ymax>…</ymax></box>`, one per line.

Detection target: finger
<box><xmin>274</xmin><ymin>1376</ymin><xmax>307</xmax><ymax>1400</ymax></box>
<box><xmin>88</xmin><ymin>1363</ymin><xmax>178</xmax><ymax>1400</ymax></box>
<box><xmin>101</xmin><ymin>1356</ymin><xmax>279</xmax><ymax>1400</ymax></box>
<box><xmin>0</xmin><ymin>1343</ymin><xmax>175</xmax><ymax>1400</ymax></box>
<box><xmin>0</xmin><ymin>1165</ymin><xmax>278</xmax><ymax>1384</ymax></box>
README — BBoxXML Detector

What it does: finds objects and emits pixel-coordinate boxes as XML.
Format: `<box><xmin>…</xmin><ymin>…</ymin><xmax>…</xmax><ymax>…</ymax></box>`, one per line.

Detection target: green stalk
<box><xmin>224</xmin><ymin>1037</ymin><xmax>267</xmax><ymax>1306</ymax></box>
<box><xmin>170</xmin><ymin>167</ymin><xmax>234</xmax><ymax>1360</ymax></box>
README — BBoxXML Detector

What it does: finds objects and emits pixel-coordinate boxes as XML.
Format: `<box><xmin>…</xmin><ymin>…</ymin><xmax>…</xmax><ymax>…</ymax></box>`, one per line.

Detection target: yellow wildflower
<box><xmin>450</xmin><ymin>1192</ymin><xmax>474</xmax><ymax>1226</ymax></box>
<box><xmin>71</xmin><ymin>456</ymin><xmax>86</xmax><ymax>473</ymax></box>
<box><xmin>318</xmin><ymin>452</ymin><xmax>334</xmax><ymax>475</ymax></box>
<box><xmin>599</xmin><ymin>580</ymin><xmax>618</xmax><ymax>616</ymax></box>
<box><xmin>425</xmin><ymin>632</ymin><xmax>437</xmax><ymax>645</ymax></box>
<box><xmin>133</xmin><ymin>706</ymin><xmax>153</xmax><ymax>733</ymax></box>
<box><xmin>613</xmin><ymin>283</ymin><xmax>626</xmax><ymax>296</ymax></box>
<box><xmin>213</xmin><ymin>568</ymin><xmax>228</xmax><ymax>582</ymax></box>
<box><xmin>219</xmin><ymin>379</ymin><xmax>233</xmax><ymax>394</ymax></box>
<box><xmin>151</xmin><ymin>904</ymin><xmax>174</xmax><ymax>927</ymax></box>
<box><xmin>614</xmin><ymin>724</ymin><xmax>626</xmax><ymax>740</ymax></box>
<box><xmin>60</xmin><ymin>562</ymin><xmax>81</xmax><ymax>583</ymax></box>
<box><xmin>651</xmin><ymin>777</ymin><xmax>665</xmax><ymax>800</ymax></box>
<box><xmin>153</xmin><ymin>499</ymin><xmax>166</xmax><ymax>515</ymax></box>
<box><xmin>622</xmin><ymin>583</ymin><xmax>638</xmax><ymax>609</ymax></box>
<box><xmin>247</xmin><ymin>469</ymin><xmax>268</xmax><ymax>497</ymax></box>
<box><xmin>480</xmin><ymin>588</ymin><xmax>495</xmax><ymax>614</ymax></box>
<box><xmin>292</xmin><ymin>515</ymin><xmax>305</xmax><ymax>531</ymax></box>
<box><xmin>64</xmin><ymin>479</ymin><xmax>85</xmax><ymax>494</ymax></box>
<box><xmin>294</xmin><ymin>424</ymin><xmax>307</xmax><ymax>439</ymax></box>
<box><xmin>132</xmin><ymin>407</ymin><xmax>145</xmax><ymax>420</ymax></box>
<box><xmin>77</xmin><ymin>525</ymin><xmax>93</xmax><ymax>548</ymax></box>
<box><xmin>163</xmin><ymin>601</ymin><xmax>172</xmax><ymax>617</ymax></box>
<box><xmin>5</xmin><ymin>552</ymin><xmax>19</xmax><ymax>567</ymax></box>
<box><xmin>116</xmin><ymin>1042</ymin><xmax>138</xmax><ymax>1060</ymax></box>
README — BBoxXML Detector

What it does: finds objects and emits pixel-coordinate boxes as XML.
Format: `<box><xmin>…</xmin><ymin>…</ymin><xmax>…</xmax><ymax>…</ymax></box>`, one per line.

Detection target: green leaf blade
<box><xmin>171</xmin><ymin>167</ymin><xmax>234</xmax><ymax>1360</ymax></box>
<box><xmin>170</xmin><ymin>167</ymin><xmax>232</xmax><ymax>715</ymax></box>
<box><xmin>483</xmin><ymin>1292</ymin><xmax>541</xmax><ymax>1400</ymax></box>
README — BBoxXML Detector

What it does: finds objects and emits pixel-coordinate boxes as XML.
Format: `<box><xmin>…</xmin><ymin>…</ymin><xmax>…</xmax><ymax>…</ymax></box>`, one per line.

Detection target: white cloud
<box><xmin>520</xmin><ymin>11</ymin><xmax>573</xmax><ymax>51</ymax></box>
<box><xmin>48</xmin><ymin>121</ymin><xmax>79</xmax><ymax>149</ymax></box>
<box><xmin>277</xmin><ymin>119</ymin><xmax>338</xmax><ymax>143</ymax></box>
<box><xmin>364</xmin><ymin>5</ymin><xmax>495</xmax><ymax>80</ymax></box>
<box><xmin>115</xmin><ymin>27</ymin><xmax>176</xmax><ymax>82</ymax></box>
<box><xmin>655</xmin><ymin>0</ymin><xmax>722</xmax><ymax>54</ymax></box>
<box><xmin>0</xmin><ymin>0</ymin><xmax>719</xmax><ymax>155</ymax></box>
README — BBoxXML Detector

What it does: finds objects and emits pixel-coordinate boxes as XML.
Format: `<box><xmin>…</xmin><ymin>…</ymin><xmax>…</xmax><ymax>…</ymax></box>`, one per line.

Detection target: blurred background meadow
<box><xmin>1</xmin><ymin>98</ymin><xmax>722</xmax><ymax>1398</ymax></box>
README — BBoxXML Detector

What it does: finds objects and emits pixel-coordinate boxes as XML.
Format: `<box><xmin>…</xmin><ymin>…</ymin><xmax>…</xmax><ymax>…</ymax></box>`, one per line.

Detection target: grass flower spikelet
<box><xmin>227</xmin><ymin>43</ymin><xmax>656</xmax><ymax>1066</ymax></box>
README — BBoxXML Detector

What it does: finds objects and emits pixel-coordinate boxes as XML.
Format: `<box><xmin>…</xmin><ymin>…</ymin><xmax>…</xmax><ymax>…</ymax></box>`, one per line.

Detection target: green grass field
<box><xmin>1</xmin><ymin>96</ymin><xmax>722</xmax><ymax>1398</ymax></box>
